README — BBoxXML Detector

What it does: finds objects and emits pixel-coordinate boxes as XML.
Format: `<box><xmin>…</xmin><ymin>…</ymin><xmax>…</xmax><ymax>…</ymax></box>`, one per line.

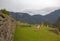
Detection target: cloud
<box><xmin>0</xmin><ymin>0</ymin><xmax>60</xmax><ymax>12</ymax></box>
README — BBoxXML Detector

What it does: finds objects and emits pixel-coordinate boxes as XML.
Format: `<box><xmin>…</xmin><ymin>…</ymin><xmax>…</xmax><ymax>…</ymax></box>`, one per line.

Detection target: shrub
<box><xmin>0</xmin><ymin>9</ymin><xmax>10</xmax><ymax>15</ymax></box>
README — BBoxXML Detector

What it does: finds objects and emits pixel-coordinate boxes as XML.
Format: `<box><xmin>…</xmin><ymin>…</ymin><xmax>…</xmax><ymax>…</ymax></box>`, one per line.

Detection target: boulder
<box><xmin>0</xmin><ymin>12</ymin><xmax>16</xmax><ymax>41</ymax></box>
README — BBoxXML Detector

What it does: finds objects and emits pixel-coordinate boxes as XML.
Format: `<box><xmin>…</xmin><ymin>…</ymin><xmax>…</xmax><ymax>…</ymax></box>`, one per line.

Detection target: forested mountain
<box><xmin>10</xmin><ymin>9</ymin><xmax>60</xmax><ymax>24</ymax></box>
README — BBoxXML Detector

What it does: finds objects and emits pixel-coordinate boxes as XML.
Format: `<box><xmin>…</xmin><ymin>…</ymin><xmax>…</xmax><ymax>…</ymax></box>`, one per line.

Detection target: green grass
<box><xmin>13</xmin><ymin>25</ymin><xmax>60</xmax><ymax>41</ymax></box>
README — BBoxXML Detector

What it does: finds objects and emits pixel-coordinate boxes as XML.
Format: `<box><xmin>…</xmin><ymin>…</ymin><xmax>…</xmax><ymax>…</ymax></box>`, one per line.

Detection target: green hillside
<box><xmin>13</xmin><ymin>24</ymin><xmax>60</xmax><ymax>41</ymax></box>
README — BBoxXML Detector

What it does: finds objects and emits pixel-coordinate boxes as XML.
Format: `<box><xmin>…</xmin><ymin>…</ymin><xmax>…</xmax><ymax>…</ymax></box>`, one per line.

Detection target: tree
<box><xmin>53</xmin><ymin>16</ymin><xmax>60</xmax><ymax>31</ymax></box>
<box><xmin>43</xmin><ymin>20</ymin><xmax>50</xmax><ymax>27</ymax></box>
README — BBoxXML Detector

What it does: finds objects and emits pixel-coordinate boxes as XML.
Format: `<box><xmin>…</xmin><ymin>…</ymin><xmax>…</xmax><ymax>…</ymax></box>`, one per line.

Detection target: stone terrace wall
<box><xmin>0</xmin><ymin>12</ymin><xmax>16</xmax><ymax>41</ymax></box>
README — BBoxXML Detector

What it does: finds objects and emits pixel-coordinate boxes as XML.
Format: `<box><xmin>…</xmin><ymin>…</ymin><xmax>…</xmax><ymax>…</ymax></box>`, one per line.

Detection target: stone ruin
<box><xmin>0</xmin><ymin>12</ymin><xmax>16</xmax><ymax>41</ymax></box>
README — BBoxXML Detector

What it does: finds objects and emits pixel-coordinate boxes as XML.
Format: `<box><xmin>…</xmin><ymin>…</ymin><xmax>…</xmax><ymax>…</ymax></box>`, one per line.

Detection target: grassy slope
<box><xmin>13</xmin><ymin>25</ymin><xmax>60</xmax><ymax>41</ymax></box>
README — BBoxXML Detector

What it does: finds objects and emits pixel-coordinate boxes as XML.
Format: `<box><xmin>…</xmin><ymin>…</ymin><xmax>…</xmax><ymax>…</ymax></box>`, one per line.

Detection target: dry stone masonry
<box><xmin>0</xmin><ymin>12</ymin><xmax>16</xmax><ymax>41</ymax></box>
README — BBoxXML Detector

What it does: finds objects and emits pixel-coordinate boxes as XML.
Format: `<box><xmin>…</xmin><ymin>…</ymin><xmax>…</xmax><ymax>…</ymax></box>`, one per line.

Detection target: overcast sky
<box><xmin>0</xmin><ymin>0</ymin><xmax>60</xmax><ymax>14</ymax></box>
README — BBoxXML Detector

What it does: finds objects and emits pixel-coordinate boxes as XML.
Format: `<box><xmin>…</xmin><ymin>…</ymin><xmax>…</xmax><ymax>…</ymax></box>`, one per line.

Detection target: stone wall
<box><xmin>0</xmin><ymin>12</ymin><xmax>16</xmax><ymax>41</ymax></box>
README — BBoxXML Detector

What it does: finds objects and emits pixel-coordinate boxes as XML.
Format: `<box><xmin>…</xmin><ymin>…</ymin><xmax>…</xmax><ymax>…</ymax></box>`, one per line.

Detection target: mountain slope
<box><xmin>43</xmin><ymin>9</ymin><xmax>60</xmax><ymax>23</ymax></box>
<box><xmin>10</xmin><ymin>12</ymin><xmax>37</xmax><ymax>24</ymax></box>
<box><xmin>10</xmin><ymin>9</ymin><xmax>60</xmax><ymax>24</ymax></box>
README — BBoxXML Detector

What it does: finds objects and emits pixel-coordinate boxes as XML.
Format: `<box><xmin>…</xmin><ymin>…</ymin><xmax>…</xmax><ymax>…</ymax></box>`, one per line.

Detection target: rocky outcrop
<box><xmin>0</xmin><ymin>12</ymin><xmax>16</xmax><ymax>41</ymax></box>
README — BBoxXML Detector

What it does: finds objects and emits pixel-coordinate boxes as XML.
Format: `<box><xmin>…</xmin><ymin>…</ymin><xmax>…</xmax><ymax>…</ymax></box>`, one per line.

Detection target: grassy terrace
<box><xmin>13</xmin><ymin>24</ymin><xmax>60</xmax><ymax>41</ymax></box>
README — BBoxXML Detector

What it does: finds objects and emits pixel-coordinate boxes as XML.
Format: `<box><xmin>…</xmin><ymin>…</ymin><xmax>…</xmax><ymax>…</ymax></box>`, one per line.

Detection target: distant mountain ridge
<box><xmin>10</xmin><ymin>9</ymin><xmax>60</xmax><ymax>24</ymax></box>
